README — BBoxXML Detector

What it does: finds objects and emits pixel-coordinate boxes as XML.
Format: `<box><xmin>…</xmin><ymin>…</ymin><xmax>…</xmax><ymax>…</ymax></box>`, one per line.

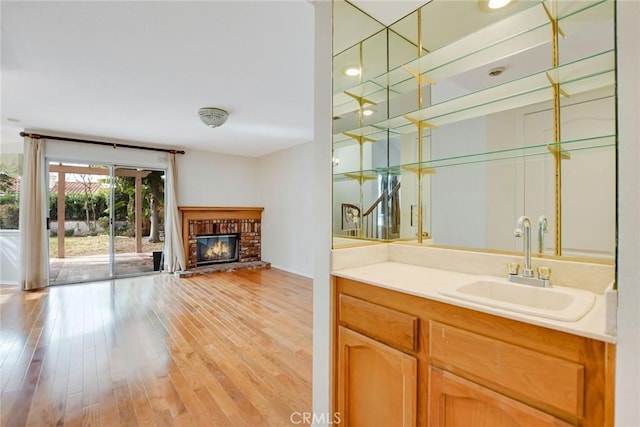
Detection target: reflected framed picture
<box><xmin>342</xmin><ymin>203</ymin><xmax>361</xmax><ymax>230</ymax></box>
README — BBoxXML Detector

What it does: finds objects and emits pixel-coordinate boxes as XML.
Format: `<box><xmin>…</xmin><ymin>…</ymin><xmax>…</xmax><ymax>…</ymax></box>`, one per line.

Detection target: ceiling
<box><xmin>5</xmin><ymin>1</ymin><xmax>589</xmax><ymax>158</ymax></box>
<box><xmin>1</xmin><ymin>1</ymin><xmax>315</xmax><ymax>157</ymax></box>
<box><xmin>350</xmin><ymin>0</ymin><xmax>429</xmax><ymax>26</ymax></box>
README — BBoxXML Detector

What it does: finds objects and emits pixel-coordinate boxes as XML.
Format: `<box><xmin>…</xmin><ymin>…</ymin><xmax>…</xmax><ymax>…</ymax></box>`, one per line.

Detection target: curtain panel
<box><xmin>19</xmin><ymin>137</ymin><xmax>49</xmax><ymax>290</ymax></box>
<box><xmin>164</xmin><ymin>153</ymin><xmax>185</xmax><ymax>272</ymax></box>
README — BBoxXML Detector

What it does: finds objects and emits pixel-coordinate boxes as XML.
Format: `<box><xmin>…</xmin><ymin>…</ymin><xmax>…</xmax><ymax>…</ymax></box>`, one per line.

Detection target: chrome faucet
<box><xmin>509</xmin><ymin>216</ymin><xmax>551</xmax><ymax>287</ymax></box>
<box><xmin>537</xmin><ymin>215</ymin><xmax>548</xmax><ymax>254</ymax></box>
<box><xmin>514</xmin><ymin>216</ymin><xmax>533</xmax><ymax>277</ymax></box>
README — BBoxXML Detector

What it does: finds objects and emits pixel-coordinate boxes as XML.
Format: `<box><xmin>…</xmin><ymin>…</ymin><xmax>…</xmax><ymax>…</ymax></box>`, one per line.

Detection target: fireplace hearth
<box><xmin>179</xmin><ymin>207</ymin><xmax>264</xmax><ymax>270</ymax></box>
<box><xmin>196</xmin><ymin>233</ymin><xmax>239</xmax><ymax>266</ymax></box>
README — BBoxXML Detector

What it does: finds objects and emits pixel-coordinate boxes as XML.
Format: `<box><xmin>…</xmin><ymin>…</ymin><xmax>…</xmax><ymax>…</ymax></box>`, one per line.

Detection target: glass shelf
<box><xmin>332</xmin><ymin>81</ymin><xmax>396</xmax><ymax>117</ymax></box>
<box><xmin>334</xmin><ymin>134</ymin><xmax>615</xmax><ymax>179</ymax></box>
<box><xmin>336</xmin><ymin>49</ymin><xmax>614</xmax><ymax>142</ymax></box>
<box><xmin>332</xmin><ymin>128</ymin><xmax>391</xmax><ymax>150</ymax></box>
<box><xmin>333</xmin><ymin>169</ymin><xmax>388</xmax><ymax>184</ymax></box>
<box><xmin>402</xmin><ymin>134</ymin><xmax>614</xmax><ymax>172</ymax></box>
<box><xmin>332</xmin><ymin>0</ymin><xmax>613</xmax><ymax>114</ymax></box>
<box><xmin>382</xmin><ymin>0</ymin><xmax>612</xmax><ymax>93</ymax></box>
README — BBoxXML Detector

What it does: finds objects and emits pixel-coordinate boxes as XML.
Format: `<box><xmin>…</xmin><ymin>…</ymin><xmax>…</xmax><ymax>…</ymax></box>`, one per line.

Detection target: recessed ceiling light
<box><xmin>343</xmin><ymin>66</ymin><xmax>361</xmax><ymax>77</ymax></box>
<box><xmin>488</xmin><ymin>0</ymin><xmax>512</xmax><ymax>9</ymax></box>
<box><xmin>362</xmin><ymin>109</ymin><xmax>375</xmax><ymax>117</ymax></box>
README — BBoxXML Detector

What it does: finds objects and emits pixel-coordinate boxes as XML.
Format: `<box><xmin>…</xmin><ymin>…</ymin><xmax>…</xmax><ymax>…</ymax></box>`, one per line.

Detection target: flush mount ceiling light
<box><xmin>362</xmin><ymin>109</ymin><xmax>375</xmax><ymax>117</ymax></box>
<box><xmin>343</xmin><ymin>65</ymin><xmax>361</xmax><ymax>77</ymax></box>
<box><xmin>488</xmin><ymin>0</ymin><xmax>512</xmax><ymax>9</ymax></box>
<box><xmin>488</xmin><ymin>66</ymin><xmax>506</xmax><ymax>77</ymax></box>
<box><xmin>198</xmin><ymin>107</ymin><xmax>229</xmax><ymax>128</ymax></box>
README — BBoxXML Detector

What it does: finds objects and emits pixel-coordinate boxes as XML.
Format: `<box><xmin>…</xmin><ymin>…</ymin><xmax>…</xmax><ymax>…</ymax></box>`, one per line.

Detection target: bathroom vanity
<box><xmin>330</xmin><ymin>0</ymin><xmax>618</xmax><ymax>424</ymax></box>
<box><xmin>331</xmin><ymin>246</ymin><xmax>615</xmax><ymax>427</ymax></box>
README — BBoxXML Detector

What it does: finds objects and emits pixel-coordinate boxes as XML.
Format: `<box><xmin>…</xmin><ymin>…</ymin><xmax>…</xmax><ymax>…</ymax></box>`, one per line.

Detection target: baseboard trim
<box><xmin>269</xmin><ymin>264</ymin><xmax>313</xmax><ymax>279</ymax></box>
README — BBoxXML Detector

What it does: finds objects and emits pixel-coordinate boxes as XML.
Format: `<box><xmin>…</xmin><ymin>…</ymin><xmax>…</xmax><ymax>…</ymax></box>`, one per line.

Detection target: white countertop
<box><xmin>333</xmin><ymin>261</ymin><xmax>615</xmax><ymax>343</ymax></box>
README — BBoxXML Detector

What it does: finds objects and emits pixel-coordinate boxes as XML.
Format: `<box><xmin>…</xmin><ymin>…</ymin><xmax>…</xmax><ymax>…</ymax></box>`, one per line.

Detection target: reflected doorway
<box><xmin>48</xmin><ymin>162</ymin><xmax>165</xmax><ymax>285</ymax></box>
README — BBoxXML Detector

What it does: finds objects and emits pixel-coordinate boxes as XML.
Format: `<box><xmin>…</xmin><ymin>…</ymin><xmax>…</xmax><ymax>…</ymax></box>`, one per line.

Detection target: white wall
<box><xmin>485</xmin><ymin>109</ymin><xmax>520</xmax><ymax>251</ymax></box>
<box><xmin>430</xmin><ymin>80</ymin><xmax>487</xmax><ymax>248</ymax></box>
<box><xmin>312</xmin><ymin>0</ymin><xmax>333</xmax><ymax>422</ymax></box>
<box><xmin>178</xmin><ymin>147</ymin><xmax>316</xmax><ymax>276</ymax></box>
<box><xmin>177</xmin><ymin>149</ymin><xmax>258</xmax><ymax>206</ymax></box>
<box><xmin>257</xmin><ymin>142</ymin><xmax>313</xmax><ymax>277</ymax></box>
<box><xmin>615</xmin><ymin>0</ymin><xmax>640</xmax><ymax>424</ymax></box>
<box><xmin>430</xmin><ymin>116</ymin><xmax>487</xmax><ymax>248</ymax></box>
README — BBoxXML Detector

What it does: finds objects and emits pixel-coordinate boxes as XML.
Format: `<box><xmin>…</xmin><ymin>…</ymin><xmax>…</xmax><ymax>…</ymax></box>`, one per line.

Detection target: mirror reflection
<box><xmin>332</xmin><ymin>0</ymin><xmax>616</xmax><ymax>261</ymax></box>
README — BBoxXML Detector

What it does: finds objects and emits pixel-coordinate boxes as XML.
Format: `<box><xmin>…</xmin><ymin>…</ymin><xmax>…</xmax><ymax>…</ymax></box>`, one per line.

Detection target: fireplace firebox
<box><xmin>196</xmin><ymin>233</ymin><xmax>239</xmax><ymax>266</ymax></box>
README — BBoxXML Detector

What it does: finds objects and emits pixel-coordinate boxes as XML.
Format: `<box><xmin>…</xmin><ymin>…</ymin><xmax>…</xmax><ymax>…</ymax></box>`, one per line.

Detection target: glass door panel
<box><xmin>48</xmin><ymin>162</ymin><xmax>166</xmax><ymax>285</ymax></box>
<box><xmin>113</xmin><ymin>167</ymin><xmax>165</xmax><ymax>276</ymax></box>
<box><xmin>48</xmin><ymin>162</ymin><xmax>111</xmax><ymax>285</ymax></box>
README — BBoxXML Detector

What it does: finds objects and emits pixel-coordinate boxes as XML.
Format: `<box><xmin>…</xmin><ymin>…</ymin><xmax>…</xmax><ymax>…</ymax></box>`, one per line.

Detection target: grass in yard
<box><xmin>49</xmin><ymin>234</ymin><xmax>164</xmax><ymax>258</ymax></box>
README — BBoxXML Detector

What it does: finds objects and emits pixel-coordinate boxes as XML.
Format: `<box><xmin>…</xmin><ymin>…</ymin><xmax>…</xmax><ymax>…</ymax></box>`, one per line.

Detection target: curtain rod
<box><xmin>19</xmin><ymin>132</ymin><xmax>186</xmax><ymax>155</ymax></box>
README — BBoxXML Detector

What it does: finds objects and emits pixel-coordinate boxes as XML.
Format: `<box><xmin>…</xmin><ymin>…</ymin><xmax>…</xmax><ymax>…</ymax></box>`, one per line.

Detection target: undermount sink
<box><xmin>439</xmin><ymin>280</ymin><xmax>596</xmax><ymax>322</ymax></box>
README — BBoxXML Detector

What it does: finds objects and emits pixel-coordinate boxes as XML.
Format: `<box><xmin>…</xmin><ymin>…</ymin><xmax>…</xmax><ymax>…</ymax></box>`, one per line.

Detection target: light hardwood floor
<box><xmin>0</xmin><ymin>269</ymin><xmax>312</xmax><ymax>426</ymax></box>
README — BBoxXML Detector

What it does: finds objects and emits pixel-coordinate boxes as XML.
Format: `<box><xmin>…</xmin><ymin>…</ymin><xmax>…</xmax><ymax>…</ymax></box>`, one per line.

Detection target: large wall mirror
<box><xmin>332</xmin><ymin>0</ymin><xmax>616</xmax><ymax>262</ymax></box>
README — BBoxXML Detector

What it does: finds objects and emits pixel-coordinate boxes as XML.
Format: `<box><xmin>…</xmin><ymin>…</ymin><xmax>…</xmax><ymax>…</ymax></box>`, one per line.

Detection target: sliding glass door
<box><xmin>47</xmin><ymin>161</ymin><xmax>165</xmax><ymax>285</ymax></box>
<box><xmin>113</xmin><ymin>167</ymin><xmax>165</xmax><ymax>276</ymax></box>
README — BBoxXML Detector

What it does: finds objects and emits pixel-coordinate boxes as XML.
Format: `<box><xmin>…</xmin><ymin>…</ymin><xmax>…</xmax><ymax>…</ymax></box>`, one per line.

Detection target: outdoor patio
<box><xmin>49</xmin><ymin>252</ymin><xmax>158</xmax><ymax>284</ymax></box>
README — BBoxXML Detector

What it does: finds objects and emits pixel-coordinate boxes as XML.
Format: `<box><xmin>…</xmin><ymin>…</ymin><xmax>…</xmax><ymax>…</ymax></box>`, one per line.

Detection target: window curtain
<box><xmin>19</xmin><ymin>137</ymin><xmax>49</xmax><ymax>290</ymax></box>
<box><xmin>0</xmin><ymin>153</ymin><xmax>23</xmax><ymax>177</ymax></box>
<box><xmin>164</xmin><ymin>153</ymin><xmax>185</xmax><ymax>272</ymax></box>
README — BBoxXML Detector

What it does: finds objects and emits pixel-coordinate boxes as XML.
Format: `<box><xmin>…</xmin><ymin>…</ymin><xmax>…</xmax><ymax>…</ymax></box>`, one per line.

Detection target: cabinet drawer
<box><xmin>338</xmin><ymin>294</ymin><xmax>418</xmax><ymax>353</ymax></box>
<box><xmin>429</xmin><ymin>321</ymin><xmax>584</xmax><ymax>418</ymax></box>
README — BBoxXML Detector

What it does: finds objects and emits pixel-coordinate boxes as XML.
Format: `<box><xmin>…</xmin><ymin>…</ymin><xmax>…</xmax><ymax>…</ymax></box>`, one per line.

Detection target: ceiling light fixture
<box><xmin>362</xmin><ymin>109</ymin><xmax>375</xmax><ymax>117</ymax></box>
<box><xmin>198</xmin><ymin>107</ymin><xmax>229</xmax><ymax>128</ymax></box>
<box><xmin>488</xmin><ymin>66</ymin><xmax>506</xmax><ymax>77</ymax></box>
<box><xmin>488</xmin><ymin>0</ymin><xmax>512</xmax><ymax>9</ymax></box>
<box><xmin>343</xmin><ymin>66</ymin><xmax>361</xmax><ymax>77</ymax></box>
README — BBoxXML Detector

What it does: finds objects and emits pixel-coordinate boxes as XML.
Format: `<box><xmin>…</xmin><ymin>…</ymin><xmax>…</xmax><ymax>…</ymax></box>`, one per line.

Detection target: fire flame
<box><xmin>205</xmin><ymin>241</ymin><xmax>229</xmax><ymax>259</ymax></box>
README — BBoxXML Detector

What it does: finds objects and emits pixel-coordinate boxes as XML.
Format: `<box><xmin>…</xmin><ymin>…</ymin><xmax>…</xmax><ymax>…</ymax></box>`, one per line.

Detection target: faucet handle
<box><xmin>508</xmin><ymin>262</ymin><xmax>519</xmax><ymax>275</ymax></box>
<box><xmin>538</xmin><ymin>266</ymin><xmax>551</xmax><ymax>280</ymax></box>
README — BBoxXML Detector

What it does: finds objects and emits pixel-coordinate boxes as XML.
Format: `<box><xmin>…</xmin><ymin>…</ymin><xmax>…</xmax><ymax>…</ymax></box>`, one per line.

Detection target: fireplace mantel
<box><xmin>179</xmin><ymin>206</ymin><xmax>264</xmax><ymax>220</ymax></box>
<box><xmin>179</xmin><ymin>206</ymin><xmax>264</xmax><ymax>269</ymax></box>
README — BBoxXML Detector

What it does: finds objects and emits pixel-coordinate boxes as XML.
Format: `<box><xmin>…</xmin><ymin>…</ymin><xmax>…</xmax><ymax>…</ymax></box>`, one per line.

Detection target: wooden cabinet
<box><xmin>428</xmin><ymin>368</ymin><xmax>572</xmax><ymax>427</ymax></box>
<box><xmin>332</xmin><ymin>276</ymin><xmax>615</xmax><ymax>427</ymax></box>
<box><xmin>335</xmin><ymin>293</ymin><xmax>420</xmax><ymax>426</ymax></box>
<box><xmin>429</xmin><ymin>321</ymin><xmax>584</xmax><ymax>419</ymax></box>
<box><xmin>337</xmin><ymin>327</ymin><xmax>417</xmax><ymax>427</ymax></box>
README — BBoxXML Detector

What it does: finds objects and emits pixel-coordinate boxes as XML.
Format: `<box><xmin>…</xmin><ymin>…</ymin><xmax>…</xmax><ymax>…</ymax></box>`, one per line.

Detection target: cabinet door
<box><xmin>428</xmin><ymin>367</ymin><xmax>573</xmax><ymax>427</ymax></box>
<box><xmin>338</xmin><ymin>326</ymin><xmax>417</xmax><ymax>427</ymax></box>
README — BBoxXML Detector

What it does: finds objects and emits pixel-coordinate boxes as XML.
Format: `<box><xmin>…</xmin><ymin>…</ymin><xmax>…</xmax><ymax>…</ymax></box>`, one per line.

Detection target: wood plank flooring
<box><xmin>0</xmin><ymin>268</ymin><xmax>312</xmax><ymax>426</ymax></box>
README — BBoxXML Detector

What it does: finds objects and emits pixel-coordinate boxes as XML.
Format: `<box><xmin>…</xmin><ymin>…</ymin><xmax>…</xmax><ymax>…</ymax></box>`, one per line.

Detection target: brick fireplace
<box><xmin>179</xmin><ymin>206</ymin><xmax>263</xmax><ymax>270</ymax></box>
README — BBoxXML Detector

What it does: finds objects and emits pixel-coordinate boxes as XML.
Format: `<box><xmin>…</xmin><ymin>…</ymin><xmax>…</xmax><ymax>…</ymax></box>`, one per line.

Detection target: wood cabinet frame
<box><xmin>331</xmin><ymin>276</ymin><xmax>616</xmax><ymax>427</ymax></box>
